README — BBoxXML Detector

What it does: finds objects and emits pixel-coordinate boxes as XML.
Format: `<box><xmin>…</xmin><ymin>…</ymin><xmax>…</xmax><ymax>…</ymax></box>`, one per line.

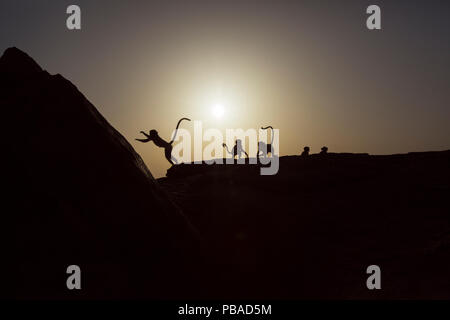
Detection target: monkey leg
<box><xmin>171</xmin><ymin>155</ymin><xmax>179</xmax><ymax>165</ymax></box>
<box><xmin>165</xmin><ymin>147</ymin><xmax>174</xmax><ymax>165</ymax></box>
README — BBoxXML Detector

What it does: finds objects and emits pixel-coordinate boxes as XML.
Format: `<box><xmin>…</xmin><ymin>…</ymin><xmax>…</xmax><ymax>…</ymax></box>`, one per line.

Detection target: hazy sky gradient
<box><xmin>1</xmin><ymin>0</ymin><xmax>449</xmax><ymax>177</ymax></box>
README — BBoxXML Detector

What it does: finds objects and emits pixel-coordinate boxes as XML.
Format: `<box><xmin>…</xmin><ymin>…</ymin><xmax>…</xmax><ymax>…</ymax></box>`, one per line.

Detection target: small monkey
<box><xmin>257</xmin><ymin>126</ymin><xmax>275</xmax><ymax>158</ymax></box>
<box><xmin>301</xmin><ymin>146</ymin><xmax>310</xmax><ymax>157</ymax></box>
<box><xmin>136</xmin><ymin>117</ymin><xmax>191</xmax><ymax>165</ymax></box>
<box><xmin>222</xmin><ymin>139</ymin><xmax>249</xmax><ymax>159</ymax></box>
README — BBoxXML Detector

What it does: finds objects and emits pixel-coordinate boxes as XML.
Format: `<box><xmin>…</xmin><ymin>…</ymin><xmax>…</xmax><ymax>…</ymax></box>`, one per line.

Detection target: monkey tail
<box><xmin>261</xmin><ymin>126</ymin><xmax>274</xmax><ymax>145</ymax></box>
<box><xmin>169</xmin><ymin>117</ymin><xmax>191</xmax><ymax>144</ymax></box>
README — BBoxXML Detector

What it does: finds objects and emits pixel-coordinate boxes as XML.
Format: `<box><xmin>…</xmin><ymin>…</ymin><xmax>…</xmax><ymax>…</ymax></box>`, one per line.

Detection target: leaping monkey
<box><xmin>136</xmin><ymin>117</ymin><xmax>191</xmax><ymax>165</ymax></box>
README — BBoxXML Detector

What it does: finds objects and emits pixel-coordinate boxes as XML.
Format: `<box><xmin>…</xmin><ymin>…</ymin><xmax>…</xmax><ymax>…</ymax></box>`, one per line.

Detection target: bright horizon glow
<box><xmin>211</xmin><ymin>103</ymin><xmax>225</xmax><ymax>119</ymax></box>
<box><xmin>7</xmin><ymin>1</ymin><xmax>448</xmax><ymax>178</ymax></box>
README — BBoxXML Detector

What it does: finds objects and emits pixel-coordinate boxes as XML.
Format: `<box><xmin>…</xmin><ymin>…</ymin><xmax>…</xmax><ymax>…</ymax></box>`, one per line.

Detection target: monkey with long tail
<box><xmin>136</xmin><ymin>117</ymin><xmax>191</xmax><ymax>165</ymax></box>
<box><xmin>257</xmin><ymin>126</ymin><xmax>274</xmax><ymax>158</ymax></box>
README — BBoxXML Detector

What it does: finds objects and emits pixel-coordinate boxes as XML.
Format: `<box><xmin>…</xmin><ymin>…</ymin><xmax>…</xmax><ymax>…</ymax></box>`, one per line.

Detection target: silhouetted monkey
<box><xmin>257</xmin><ymin>126</ymin><xmax>274</xmax><ymax>158</ymax></box>
<box><xmin>320</xmin><ymin>146</ymin><xmax>328</xmax><ymax>155</ymax></box>
<box><xmin>301</xmin><ymin>146</ymin><xmax>310</xmax><ymax>157</ymax></box>
<box><xmin>136</xmin><ymin>117</ymin><xmax>191</xmax><ymax>165</ymax></box>
<box><xmin>223</xmin><ymin>140</ymin><xmax>249</xmax><ymax>159</ymax></box>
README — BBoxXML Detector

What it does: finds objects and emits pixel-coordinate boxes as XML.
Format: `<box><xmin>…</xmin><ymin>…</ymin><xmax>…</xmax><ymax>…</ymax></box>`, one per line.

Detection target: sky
<box><xmin>1</xmin><ymin>0</ymin><xmax>450</xmax><ymax>177</ymax></box>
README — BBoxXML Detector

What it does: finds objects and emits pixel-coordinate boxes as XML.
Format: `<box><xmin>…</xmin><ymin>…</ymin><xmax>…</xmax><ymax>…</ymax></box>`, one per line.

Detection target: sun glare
<box><xmin>212</xmin><ymin>103</ymin><xmax>225</xmax><ymax>119</ymax></box>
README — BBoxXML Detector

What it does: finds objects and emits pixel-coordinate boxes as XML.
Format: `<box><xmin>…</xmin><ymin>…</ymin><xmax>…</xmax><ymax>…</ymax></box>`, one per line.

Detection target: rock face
<box><xmin>1</xmin><ymin>48</ymin><xmax>201</xmax><ymax>299</ymax></box>
<box><xmin>159</xmin><ymin>151</ymin><xmax>450</xmax><ymax>299</ymax></box>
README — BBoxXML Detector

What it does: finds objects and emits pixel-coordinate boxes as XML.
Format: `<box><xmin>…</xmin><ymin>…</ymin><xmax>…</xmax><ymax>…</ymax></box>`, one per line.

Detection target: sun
<box><xmin>211</xmin><ymin>103</ymin><xmax>225</xmax><ymax>119</ymax></box>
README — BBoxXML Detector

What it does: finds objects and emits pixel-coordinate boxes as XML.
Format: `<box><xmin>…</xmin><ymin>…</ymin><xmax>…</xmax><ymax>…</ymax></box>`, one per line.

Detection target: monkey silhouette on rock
<box><xmin>301</xmin><ymin>146</ymin><xmax>310</xmax><ymax>157</ymax></box>
<box><xmin>136</xmin><ymin>117</ymin><xmax>190</xmax><ymax>165</ymax></box>
<box><xmin>257</xmin><ymin>126</ymin><xmax>275</xmax><ymax>159</ymax></box>
<box><xmin>223</xmin><ymin>140</ymin><xmax>249</xmax><ymax>159</ymax></box>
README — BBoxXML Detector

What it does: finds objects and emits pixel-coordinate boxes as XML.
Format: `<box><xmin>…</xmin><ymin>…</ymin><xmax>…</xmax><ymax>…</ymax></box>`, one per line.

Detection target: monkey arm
<box><xmin>222</xmin><ymin>143</ymin><xmax>232</xmax><ymax>155</ymax></box>
<box><xmin>139</xmin><ymin>131</ymin><xmax>151</xmax><ymax>138</ymax></box>
<box><xmin>135</xmin><ymin>131</ymin><xmax>152</xmax><ymax>142</ymax></box>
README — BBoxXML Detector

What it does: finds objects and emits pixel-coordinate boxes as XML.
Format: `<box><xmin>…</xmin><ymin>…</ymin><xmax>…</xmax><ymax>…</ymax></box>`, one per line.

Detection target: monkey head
<box><xmin>149</xmin><ymin>129</ymin><xmax>158</xmax><ymax>139</ymax></box>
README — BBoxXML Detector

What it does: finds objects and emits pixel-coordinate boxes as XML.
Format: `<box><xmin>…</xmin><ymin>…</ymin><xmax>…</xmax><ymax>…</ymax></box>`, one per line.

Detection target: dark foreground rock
<box><xmin>1</xmin><ymin>48</ymin><xmax>202</xmax><ymax>299</ymax></box>
<box><xmin>160</xmin><ymin>151</ymin><xmax>450</xmax><ymax>299</ymax></box>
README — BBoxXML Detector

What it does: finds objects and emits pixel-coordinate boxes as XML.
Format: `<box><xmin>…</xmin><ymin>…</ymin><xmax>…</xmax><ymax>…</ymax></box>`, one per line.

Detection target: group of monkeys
<box><xmin>301</xmin><ymin>146</ymin><xmax>328</xmax><ymax>157</ymax></box>
<box><xmin>135</xmin><ymin>117</ymin><xmax>328</xmax><ymax>165</ymax></box>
